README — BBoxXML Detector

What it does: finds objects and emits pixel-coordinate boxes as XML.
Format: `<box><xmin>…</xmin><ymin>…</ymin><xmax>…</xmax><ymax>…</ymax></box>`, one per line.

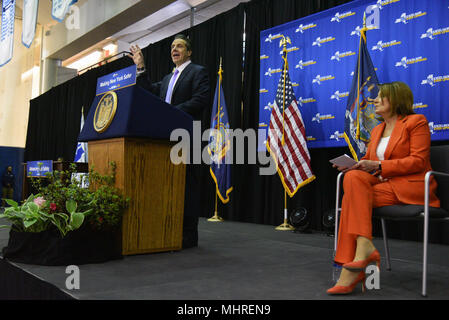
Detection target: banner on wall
<box><xmin>259</xmin><ymin>0</ymin><xmax>449</xmax><ymax>151</ymax></box>
<box><xmin>51</xmin><ymin>0</ymin><xmax>78</xmax><ymax>22</ymax></box>
<box><xmin>22</xmin><ymin>0</ymin><xmax>39</xmax><ymax>48</ymax></box>
<box><xmin>0</xmin><ymin>0</ymin><xmax>16</xmax><ymax>67</ymax></box>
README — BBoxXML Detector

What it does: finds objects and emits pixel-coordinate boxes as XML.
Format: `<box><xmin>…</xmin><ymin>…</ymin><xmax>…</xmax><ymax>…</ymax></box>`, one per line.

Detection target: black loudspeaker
<box><xmin>322</xmin><ymin>209</ymin><xmax>336</xmax><ymax>236</ymax></box>
<box><xmin>289</xmin><ymin>207</ymin><xmax>311</xmax><ymax>233</ymax></box>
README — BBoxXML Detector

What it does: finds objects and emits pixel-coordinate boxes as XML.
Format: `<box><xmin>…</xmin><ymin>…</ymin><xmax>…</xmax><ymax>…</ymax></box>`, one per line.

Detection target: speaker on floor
<box><xmin>289</xmin><ymin>207</ymin><xmax>311</xmax><ymax>233</ymax></box>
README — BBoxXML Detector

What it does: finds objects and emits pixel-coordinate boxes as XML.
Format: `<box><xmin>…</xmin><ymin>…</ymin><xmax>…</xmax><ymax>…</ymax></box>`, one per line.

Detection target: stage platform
<box><xmin>1</xmin><ymin>217</ymin><xmax>448</xmax><ymax>300</ymax></box>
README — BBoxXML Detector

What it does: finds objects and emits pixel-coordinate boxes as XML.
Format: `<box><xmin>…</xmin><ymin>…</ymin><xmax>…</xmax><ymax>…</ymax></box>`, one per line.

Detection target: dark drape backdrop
<box><xmin>25</xmin><ymin>58</ymin><xmax>133</xmax><ymax>162</ymax></box>
<box><xmin>24</xmin><ymin>0</ymin><xmax>449</xmax><ymax>244</ymax></box>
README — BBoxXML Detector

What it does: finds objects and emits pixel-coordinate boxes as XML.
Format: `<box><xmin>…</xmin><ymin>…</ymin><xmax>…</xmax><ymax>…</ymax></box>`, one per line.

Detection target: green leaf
<box><xmin>28</xmin><ymin>202</ymin><xmax>39</xmax><ymax>214</ymax></box>
<box><xmin>50</xmin><ymin>217</ymin><xmax>66</xmax><ymax>237</ymax></box>
<box><xmin>82</xmin><ymin>208</ymin><xmax>93</xmax><ymax>217</ymax></box>
<box><xmin>4</xmin><ymin>198</ymin><xmax>18</xmax><ymax>208</ymax></box>
<box><xmin>23</xmin><ymin>219</ymin><xmax>37</xmax><ymax>228</ymax></box>
<box><xmin>54</xmin><ymin>213</ymin><xmax>69</xmax><ymax>223</ymax></box>
<box><xmin>69</xmin><ymin>212</ymin><xmax>84</xmax><ymax>230</ymax></box>
<box><xmin>66</xmin><ymin>200</ymin><xmax>77</xmax><ymax>214</ymax></box>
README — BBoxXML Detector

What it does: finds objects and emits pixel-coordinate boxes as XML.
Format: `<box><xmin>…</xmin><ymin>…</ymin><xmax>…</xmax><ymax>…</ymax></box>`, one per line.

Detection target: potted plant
<box><xmin>0</xmin><ymin>162</ymin><xmax>129</xmax><ymax>265</ymax></box>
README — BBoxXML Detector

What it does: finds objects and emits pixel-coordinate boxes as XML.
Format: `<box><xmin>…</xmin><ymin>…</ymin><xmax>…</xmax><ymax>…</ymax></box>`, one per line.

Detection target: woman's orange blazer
<box><xmin>362</xmin><ymin>114</ymin><xmax>440</xmax><ymax>207</ymax></box>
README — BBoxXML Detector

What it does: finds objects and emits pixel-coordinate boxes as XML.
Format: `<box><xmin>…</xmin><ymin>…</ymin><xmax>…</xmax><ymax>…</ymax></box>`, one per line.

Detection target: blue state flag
<box><xmin>208</xmin><ymin>68</ymin><xmax>232</xmax><ymax>203</ymax></box>
<box><xmin>74</xmin><ymin>108</ymin><xmax>88</xmax><ymax>188</ymax></box>
<box><xmin>74</xmin><ymin>109</ymin><xmax>87</xmax><ymax>163</ymax></box>
<box><xmin>344</xmin><ymin>22</ymin><xmax>380</xmax><ymax>161</ymax></box>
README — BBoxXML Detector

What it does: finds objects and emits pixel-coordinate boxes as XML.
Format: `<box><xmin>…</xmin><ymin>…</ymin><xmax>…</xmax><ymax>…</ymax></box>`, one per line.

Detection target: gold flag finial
<box><xmin>279</xmin><ymin>36</ymin><xmax>291</xmax><ymax>70</ymax></box>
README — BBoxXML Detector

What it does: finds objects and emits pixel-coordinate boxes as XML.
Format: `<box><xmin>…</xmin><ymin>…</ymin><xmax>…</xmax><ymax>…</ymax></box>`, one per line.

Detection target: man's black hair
<box><xmin>173</xmin><ymin>34</ymin><xmax>192</xmax><ymax>52</ymax></box>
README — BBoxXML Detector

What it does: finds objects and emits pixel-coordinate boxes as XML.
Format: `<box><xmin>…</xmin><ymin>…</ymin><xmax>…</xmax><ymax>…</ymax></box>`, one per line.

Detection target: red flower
<box><xmin>98</xmin><ymin>217</ymin><xmax>104</xmax><ymax>223</ymax></box>
<box><xmin>50</xmin><ymin>203</ymin><xmax>57</xmax><ymax>211</ymax></box>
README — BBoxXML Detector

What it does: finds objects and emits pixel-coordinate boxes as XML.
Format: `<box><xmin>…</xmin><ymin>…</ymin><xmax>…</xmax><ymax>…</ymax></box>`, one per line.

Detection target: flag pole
<box><xmin>276</xmin><ymin>36</ymin><xmax>294</xmax><ymax>231</ymax></box>
<box><xmin>208</xmin><ymin>57</ymin><xmax>224</xmax><ymax>222</ymax></box>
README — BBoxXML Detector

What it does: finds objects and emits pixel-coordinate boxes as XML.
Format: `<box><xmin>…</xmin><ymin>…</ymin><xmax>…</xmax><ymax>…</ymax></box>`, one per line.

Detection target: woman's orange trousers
<box><xmin>334</xmin><ymin>170</ymin><xmax>401</xmax><ymax>264</ymax></box>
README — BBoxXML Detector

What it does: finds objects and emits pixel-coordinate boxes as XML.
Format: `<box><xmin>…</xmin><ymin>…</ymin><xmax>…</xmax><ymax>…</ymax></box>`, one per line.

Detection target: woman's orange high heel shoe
<box><xmin>343</xmin><ymin>249</ymin><xmax>381</xmax><ymax>271</ymax></box>
<box><xmin>326</xmin><ymin>271</ymin><xmax>366</xmax><ymax>295</ymax></box>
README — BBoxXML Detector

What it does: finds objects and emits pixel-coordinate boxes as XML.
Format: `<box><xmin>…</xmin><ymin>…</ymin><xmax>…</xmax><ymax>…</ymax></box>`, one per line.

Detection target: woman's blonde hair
<box><xmin>378</xmin><ymin>81</ymin><xmax>415</xmax><ymax>116</ymax></box>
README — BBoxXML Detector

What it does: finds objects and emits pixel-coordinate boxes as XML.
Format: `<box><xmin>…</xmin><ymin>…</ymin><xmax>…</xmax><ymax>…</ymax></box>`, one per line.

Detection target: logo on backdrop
<box><xmin>264</xmin><ymin>102</ymin><xmax>275</xmax><ymax>111</ymax></box>
<box><xmin>374</xmin><ymin>0</ymin><xmax>400</xmax><ymax>10</ymax></box>
<box><xmin>350</xmin><ymin>25</ymin><xmax>377</xmax><ymax>37</ymax></box>
<box><xmin>331</xmin><ymin>51</ymin><xmax>355</xmax><ymax>61</ymax></box>
<box><xmin>395</xmin><ymin>56</ymin><xmax>427</xmax><ymax>68</ymax></box>
<box><xmin>312</xmin><ymin>75</ymin><xmax>335</xmax><ymax>85</ymax></box>
<box><xmin>312</xmin><ymin>36</ymin><xmax>336</xmax><ymax>47</ymax></box>
<box><xmin>265</xmin><ymin>33</ymin><xmax>283</xmax><ymax>43</ymax></box>
<box><xmin>330</xmin><ymin>11</ymin><xmax>355</xmax><ymax>23</ymax></box>
<box><xmin>420</xmin><ymin>27</ymin><xmax>449</xmax><ymax>40</ymax></box>
<box><xmin>312</xmin><ymin>113</ymin><xmax>335</xmax><ymax>123</ymax></box>
<box><xmin>297</xmin><ymin>97</ymin><xmax>316</xmax><ymax>106</ymax></box>
<box><xmin>428</xmin><ymin>122</ymin><xmax>449</xmax><ymax>135</ymax></box>
<box><xmin>394</xmin><ymin>11</ymin><xmax>427</xmax><ymax>24</ymax></box>
<box><xmin>295</xmin><ymin>59</ymin><xmax>317</xmax><ymax>69</ymax></box>
<box><xmin>331</xmin><ymin>91</ymin><xmax>349</xmax><ymax>101</ymax></box>
<box><xmin>421</xmin><ymin>74</ymin><xmax>449</xmax><ymax>87</ymax></box>
<box><xmin>295</xmin><ymin>23</ymin><xmax>317</xmax><ymax>33</ymax></box>
<box><xmin>413</xmin><ymin>102</ymin><xmax>428</xmax><ymax>110</ymax></box>
<box><xmin>371</xmin><ymin>40</ymin><xmax>401</xmax><ymax>51</ymax></box>
<box><xmin>94</xmin><ymin>91</ymin><xmax>118</xmax><ymax>133</ymax></box>
<box><xmin>330</xmin><ymin>131</ymin><xmax>344</xmax><ymax>141</ymax></box>
<box><xmin>265</xmin><ymin>67</ymin><xmax>282</xmax><ymax>77</ymax></box>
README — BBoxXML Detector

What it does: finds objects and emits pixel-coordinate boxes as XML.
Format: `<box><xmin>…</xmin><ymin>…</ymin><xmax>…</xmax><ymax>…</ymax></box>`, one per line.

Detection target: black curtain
<box><xmin>24</xmin><ymin>0</ymin><xmax>449</xmax><ymax>244</ymax></box>
<box><xmin>25</xmin><ymin>58</ymin><xmax>133</xmax><ymax>162</ymax></box>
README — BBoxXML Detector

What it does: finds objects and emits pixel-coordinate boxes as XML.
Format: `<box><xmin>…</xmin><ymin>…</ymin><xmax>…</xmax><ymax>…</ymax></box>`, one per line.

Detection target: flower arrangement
<box><xmin>0</xmin><ymin>162</ymin><xmax>129</xmax><ymax>237</ymax></box>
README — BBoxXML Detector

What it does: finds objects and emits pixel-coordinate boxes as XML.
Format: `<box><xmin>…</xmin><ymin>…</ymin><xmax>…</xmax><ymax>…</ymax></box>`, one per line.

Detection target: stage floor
<box><xmin>1</xmin><ymin>217</ymin><xmax>448</xmax><ymax>300</ymax></box>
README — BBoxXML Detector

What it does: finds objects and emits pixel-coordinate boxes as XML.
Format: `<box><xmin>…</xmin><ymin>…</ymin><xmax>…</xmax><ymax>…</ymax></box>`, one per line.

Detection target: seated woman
<box><xmin>327</xmin><ymin>81</ymin><xmax>440</xmax><ymax>295</ymax></box>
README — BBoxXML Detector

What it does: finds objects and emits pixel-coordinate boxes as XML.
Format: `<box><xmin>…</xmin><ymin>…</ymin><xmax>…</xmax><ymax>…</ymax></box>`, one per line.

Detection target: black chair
<box><xmin>334</xmin><ymin>145</ymin><xmax>449</xmax><ymax>297</ymax></box>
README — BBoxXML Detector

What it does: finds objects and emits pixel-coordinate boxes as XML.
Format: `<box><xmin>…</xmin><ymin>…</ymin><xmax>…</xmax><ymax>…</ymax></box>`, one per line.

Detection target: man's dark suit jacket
<box><xmin>137</xmin><ymin>62</ymin><xmax>210</xmax><ymax>121</ymax></box>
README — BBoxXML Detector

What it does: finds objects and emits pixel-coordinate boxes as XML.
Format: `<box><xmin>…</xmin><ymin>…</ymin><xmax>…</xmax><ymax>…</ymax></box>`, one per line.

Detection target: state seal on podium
<box><xmin>94</xmin><ymin>91</ymin><xmax>118</xmax><ymax>133</ymax></box>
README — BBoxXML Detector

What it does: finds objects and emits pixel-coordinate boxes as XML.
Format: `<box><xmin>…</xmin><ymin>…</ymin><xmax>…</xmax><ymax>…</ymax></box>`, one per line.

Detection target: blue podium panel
<box><xmin>78</xmin><ymin>85</ymin><xmax>193</xmax><ymax>142</ymax></box>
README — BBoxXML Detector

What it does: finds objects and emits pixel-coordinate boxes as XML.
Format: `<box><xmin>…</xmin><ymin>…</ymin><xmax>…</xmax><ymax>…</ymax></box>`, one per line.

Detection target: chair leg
<box><xmin>381</xmin><ymin>218</ymin><xmax>391</xmax><ymax>271</ymax></box>
<box><xmin>422</xmin><ymin>204</ymin><xmax>430</xmax><ymax>297</ymax></box>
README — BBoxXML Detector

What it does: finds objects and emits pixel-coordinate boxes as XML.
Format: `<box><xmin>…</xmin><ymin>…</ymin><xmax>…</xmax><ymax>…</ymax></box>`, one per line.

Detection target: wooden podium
<box><xmin>79</xmin><ymin>84</ymin><xmax>194</xmax><ymax>255</ymax></box>
<box><xmin>88</xmin><ymin>138</ymin><xmax>185</xmax><ymax>255</ymax></box>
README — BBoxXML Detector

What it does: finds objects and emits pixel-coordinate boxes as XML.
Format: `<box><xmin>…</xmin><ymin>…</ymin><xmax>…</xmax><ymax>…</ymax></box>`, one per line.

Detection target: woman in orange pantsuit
<box><xmin>327</xmin><ymin>81</ymin><xmax>440</xmax><ymax>295</ymax></box>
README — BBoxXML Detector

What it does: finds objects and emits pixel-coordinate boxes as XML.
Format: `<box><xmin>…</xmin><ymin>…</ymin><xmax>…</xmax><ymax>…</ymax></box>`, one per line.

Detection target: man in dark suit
<box><xmin>129</xmin><ymin>34</ymin><xmax>209</xmax><ymax>121</ymax></box>
<box><xmin>129</xmin><ymin>34</ymin><xmax>210</xmax><ymax>249</ymax></box>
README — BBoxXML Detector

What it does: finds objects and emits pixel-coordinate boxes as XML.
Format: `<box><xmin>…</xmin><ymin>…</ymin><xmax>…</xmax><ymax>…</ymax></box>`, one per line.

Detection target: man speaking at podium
<box><xmin>130</xmin><ymin>34</ymin><xmax>210</xmax><ymax>121</ymax></box>
<box><xmin>129</xmin><ymin>34</ymin><xmax>210</xmax><ymax>249</ymax></box>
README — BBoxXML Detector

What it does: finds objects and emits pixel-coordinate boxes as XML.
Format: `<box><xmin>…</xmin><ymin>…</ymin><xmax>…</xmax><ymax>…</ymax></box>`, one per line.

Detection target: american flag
<box><xmin>266</xmin><ymin>64</ymin><xmax>315</xmax><ymax>197</ymax></box>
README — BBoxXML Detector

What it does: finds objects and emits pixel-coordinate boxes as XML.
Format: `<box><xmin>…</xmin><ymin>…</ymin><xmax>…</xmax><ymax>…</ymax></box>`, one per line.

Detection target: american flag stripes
<box><xmin>266</xmin><ymin>63</ymin><xmax>315</xmax><ymax>197</ymax></box>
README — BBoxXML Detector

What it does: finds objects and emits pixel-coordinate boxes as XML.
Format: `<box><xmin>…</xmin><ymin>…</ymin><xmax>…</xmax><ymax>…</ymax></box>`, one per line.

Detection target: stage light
<box><xmin>289</xmin><ymin>207</ymin><xmax>310</xmax><ymax>233</ymax></box>
<box><xmin>66</xmin><ymin>50</ymin><xmax>102</xmax><ymax>71</ymax></box>
<box><xmin>102</xmin><ymin>43</ymin><xmax>117</xmax><ymax>56</ymax></box>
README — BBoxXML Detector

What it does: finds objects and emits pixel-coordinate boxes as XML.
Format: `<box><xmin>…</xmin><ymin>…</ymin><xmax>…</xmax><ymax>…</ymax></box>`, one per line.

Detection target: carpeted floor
<box><xmin>1</xmin><ymin>217</ymin><xmax>448</xmax><ymax>300</ymax></box>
